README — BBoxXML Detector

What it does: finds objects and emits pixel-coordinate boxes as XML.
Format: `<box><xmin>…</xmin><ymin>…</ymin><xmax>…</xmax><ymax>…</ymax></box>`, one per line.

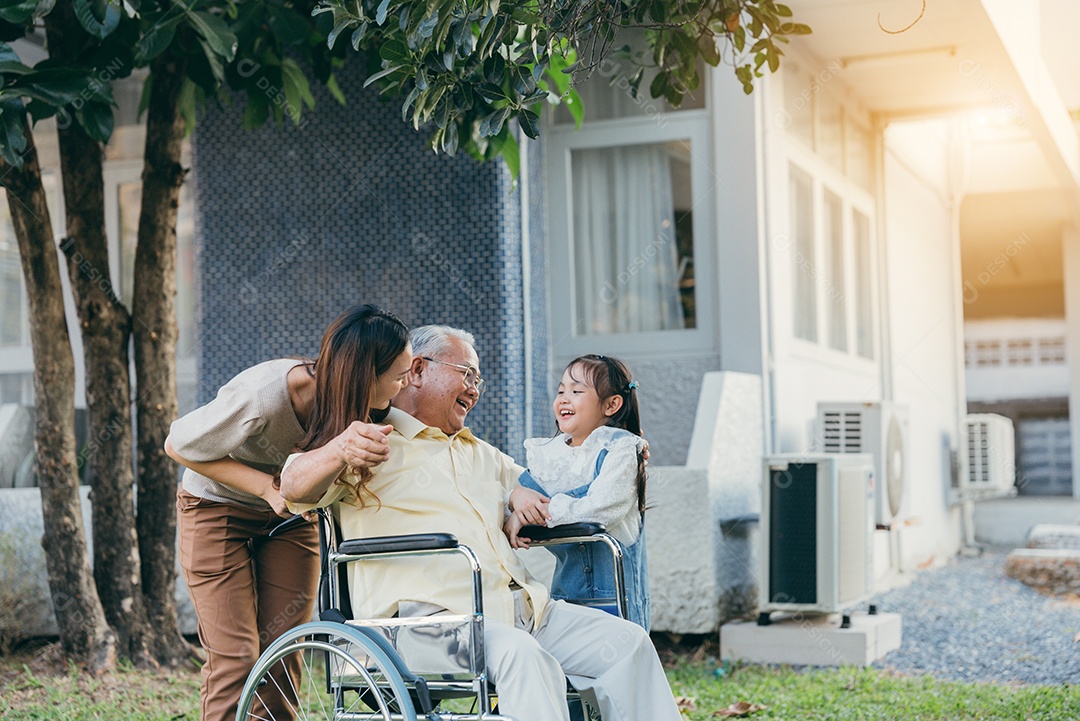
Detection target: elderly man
<box><xmin>281</xmin><ymin>324</ymin><xmax>681</xmax><ymax>721</ymax></box>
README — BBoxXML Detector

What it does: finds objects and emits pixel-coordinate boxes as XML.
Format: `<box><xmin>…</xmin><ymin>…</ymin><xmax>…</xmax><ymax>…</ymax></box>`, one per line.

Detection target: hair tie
<box><xmin>626</xmin><ymin>381</ymin><xmax>639</xmax><ymax>391</ymax></box>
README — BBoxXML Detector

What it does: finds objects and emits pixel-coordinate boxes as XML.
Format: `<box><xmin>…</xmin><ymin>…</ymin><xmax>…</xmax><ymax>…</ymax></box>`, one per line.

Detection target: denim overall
<box><xmin>519</xmin><ymin>448</ymin><xmax>651</xmax><ymax>631</ymax></box>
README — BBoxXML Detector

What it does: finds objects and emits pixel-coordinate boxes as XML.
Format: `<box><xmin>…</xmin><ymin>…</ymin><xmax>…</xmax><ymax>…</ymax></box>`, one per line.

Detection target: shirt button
<box><xmin>583</xmin><ymin>567</ymin><xmax>591</xmax><ymax>573</ymax></box>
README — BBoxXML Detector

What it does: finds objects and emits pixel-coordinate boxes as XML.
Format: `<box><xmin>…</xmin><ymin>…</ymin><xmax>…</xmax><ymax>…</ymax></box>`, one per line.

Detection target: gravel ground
<box><xmin>869</xmin><ymin>548</ymin><xmax>1080</xmax><ymax>685</ymax></box>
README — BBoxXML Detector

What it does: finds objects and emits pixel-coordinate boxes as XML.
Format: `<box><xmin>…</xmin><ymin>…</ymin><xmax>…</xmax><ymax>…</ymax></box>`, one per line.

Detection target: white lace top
<box><xmin>523</xmin><ymin>426</ymin><xmax>645</xmax><ymax>545</ymax></box>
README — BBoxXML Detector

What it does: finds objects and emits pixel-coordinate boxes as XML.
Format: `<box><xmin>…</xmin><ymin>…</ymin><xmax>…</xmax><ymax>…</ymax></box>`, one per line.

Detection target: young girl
<box><xmin>507</xmin><ymin>354</ymin><xmax>650</xmax><ymax>630</ymax></box>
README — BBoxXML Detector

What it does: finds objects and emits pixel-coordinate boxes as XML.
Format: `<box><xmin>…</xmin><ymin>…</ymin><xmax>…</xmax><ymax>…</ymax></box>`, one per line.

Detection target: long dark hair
<box><xmin>564</xmin><ymin>354</ymin><xmax>647</xmax><ymax>513</ymax></box>
<box><xmin>298</xmin><ymin>304</ymin><xmax>409</xmax><ymax>500</ymax></box>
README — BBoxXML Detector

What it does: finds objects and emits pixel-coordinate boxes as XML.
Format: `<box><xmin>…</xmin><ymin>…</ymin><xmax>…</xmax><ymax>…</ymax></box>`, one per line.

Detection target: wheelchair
<box><xmin>234</xmin><ymin>509</ymin><xmax>629</xmax><ymax>721</ymax></box>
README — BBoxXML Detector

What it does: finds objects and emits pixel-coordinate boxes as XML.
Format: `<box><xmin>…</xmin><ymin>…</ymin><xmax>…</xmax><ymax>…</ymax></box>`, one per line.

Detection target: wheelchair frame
<box><xmin>234</xmin><ymin>510</ymin><xmax>629</xmax><ymax>721</ymax></box>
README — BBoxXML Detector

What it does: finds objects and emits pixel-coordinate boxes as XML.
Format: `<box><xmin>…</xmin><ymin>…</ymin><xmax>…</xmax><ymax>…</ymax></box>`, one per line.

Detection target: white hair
<box><xmin>409</xmin><ymin>325</ymin><xmax>477</xmax><ymax>358</ymax></box>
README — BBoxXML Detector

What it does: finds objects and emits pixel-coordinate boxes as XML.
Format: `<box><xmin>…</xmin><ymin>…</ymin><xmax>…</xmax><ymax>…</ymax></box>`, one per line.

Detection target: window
<box><xmin>823</xmin><ymin>190</ymin><xmax>846</xmax><ymax>351</ymax></box>
<box><xmin>546</xmin><ymin>39</ymin><xmax>714</xmax><ymax>356</ymax></box>
<box><xmin>786</xmin><ymin>162</ymin><xmax>876</xmax><ymax>359</ymax></box>
<box><xmin>789</xmin><ymin>165</ymin><xmax>817</xmax><ymax>342</ymax></box>
<box><xmin>780</xmin><ymin>59</ymin><xmax>877</xmax><ymax>361</ymax></box>
<box><xmin>568</xmin><ymin>141</ymin><xmax>693</xmax><ymax>334</ymax></box>
<box><xmin>852</xmin><ymin>210</ymin><xmax>874</xmax><ymax>358</ymax></box>
<box><xmin>782</xmin><ymin>61</ymin><xmax>874</xmax><ymax>191</ymax></box>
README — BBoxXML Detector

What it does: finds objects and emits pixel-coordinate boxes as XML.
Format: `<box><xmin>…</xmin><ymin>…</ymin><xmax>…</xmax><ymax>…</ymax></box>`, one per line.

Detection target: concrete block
<box><xmin>0</xmin><ymin>405</ymin><xmax>33</xmax><ymax>489</ymax></box>
<box><xmin>720</xmin><ymin>612</ymin><xmax>902</xmax><ymax>667</ymax></box>
<box><xmin>1005</xmin><ymin>548</ymin><xmax>1080</xmax><ymax>595</ymax></box>
<box><xmin>1026</xmin><ymin>524</ymin><xmax>1080</xmax><ymax>551</ymax></box>
<box><xmin>0</xmin><ymin>487</ymin><xmax>197</xmax><ymax>639</ymax></box>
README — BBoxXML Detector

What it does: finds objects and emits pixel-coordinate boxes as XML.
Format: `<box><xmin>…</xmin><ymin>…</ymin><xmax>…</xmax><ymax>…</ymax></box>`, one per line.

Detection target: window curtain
<box><xmin>571</xmin><ymin>143</ymin><xmax>685</xmax><ymax>335</ymax></box>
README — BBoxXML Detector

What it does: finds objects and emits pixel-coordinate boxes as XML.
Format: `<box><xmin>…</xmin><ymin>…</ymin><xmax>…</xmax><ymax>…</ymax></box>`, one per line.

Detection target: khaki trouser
<box><xmin>485</xmin><ymin>600</ymin><xmax>682</xmax><ymax>721</ymax></box>
<box><xmin>177</xmin><ymin>489</ymin><xmax>319</xmax><ymax>721</ymax></box>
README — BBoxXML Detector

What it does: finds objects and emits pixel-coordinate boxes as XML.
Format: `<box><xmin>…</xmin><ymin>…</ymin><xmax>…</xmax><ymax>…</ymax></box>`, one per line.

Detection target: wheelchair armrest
<box><xmin>338</xmin><ymin>533</ymin><xmax>459</xmax><ymax>555</ymax></box>
<box><xmin>518</xmin><ymin>522</ymin><xmax>605</xmax><ymax>541</ymax></box>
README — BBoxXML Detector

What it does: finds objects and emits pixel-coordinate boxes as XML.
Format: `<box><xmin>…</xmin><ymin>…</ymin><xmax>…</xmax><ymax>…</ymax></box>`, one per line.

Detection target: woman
<box><xmin>165</xmin><ymin>304</ymin><xmax>411</xmax><ymax>721</ymax></box>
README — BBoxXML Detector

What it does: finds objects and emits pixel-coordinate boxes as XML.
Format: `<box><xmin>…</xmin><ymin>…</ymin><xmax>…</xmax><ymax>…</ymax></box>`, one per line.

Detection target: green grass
<box><xmin>0</xmin><ymin>649</ymin><xmax>201</xmax><ymax>721</ymax></box>
<box><xmin>3</xmin><ymin>643</ymin><xmax>1080</xmax><ymax>720</ymax></box>
<box><xmin>668</xmin><ymin>661</ymin><xmax>1080</xmax><ymax>721</ymax></box>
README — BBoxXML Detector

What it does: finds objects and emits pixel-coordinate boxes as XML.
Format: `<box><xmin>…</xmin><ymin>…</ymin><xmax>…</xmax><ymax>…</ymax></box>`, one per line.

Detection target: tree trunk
<box><xmin>0</xmin><ymin>120</ymin><xmax>116</xmax><ymax>673</ymax></box>
<box><xmin>44</xmin><ymin>3</ymin><xmax>156</xmax><ymax>666</ymax></box>
<box><xmin>133</xmin><ymin>52</ymin><xmax>192</xmax><ymax>666</ymax></box>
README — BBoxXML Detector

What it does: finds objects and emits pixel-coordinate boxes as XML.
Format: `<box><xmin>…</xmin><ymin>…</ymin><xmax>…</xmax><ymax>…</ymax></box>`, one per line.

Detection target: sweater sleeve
<box><xmin>169</xmin><ymin>380</ymin><xmax>268</xmax><ymax>463</ymax></box>
<box><xmin>545</xmin><ymin>436</ymin><xmax>641</xmax><ymax>529</ymax></box>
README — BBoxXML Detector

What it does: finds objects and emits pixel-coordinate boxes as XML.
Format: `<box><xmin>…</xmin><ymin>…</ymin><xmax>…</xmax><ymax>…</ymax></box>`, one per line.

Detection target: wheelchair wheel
<box><xmin>236</xmin><ymin>622</ymin><xmax>417</xmax><ymax>721</ymax></box>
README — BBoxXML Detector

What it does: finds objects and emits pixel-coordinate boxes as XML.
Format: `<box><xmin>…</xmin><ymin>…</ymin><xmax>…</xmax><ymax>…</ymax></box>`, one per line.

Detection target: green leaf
<box><xmin>0</xmin><ymin>43</ymin><xmax>30</xmax><ymax>76</ymax></box>
<box><xmin>7</xmin><ymin>68</ymin><xmax>93</xmax><ymax>108</ymax></box>
<box><xmin>267</xmin><ymin>6</ymin><xmax>310</xmax><ymax>45</ymax></box>
<box><xmin>325</xmin><ymin>73</ymin><xmax>346</xmax><ymax>105</ymax></box>
<box><xmin>563</xmin><ymin>88</ymin><xmax>583</xmax><ymax>127</ymax></box>
<box><xmin>328</xmin><ymin>15</ymin><xmax>354</xmax><ymax>50</ymax></box>
<box><xmin>517</xmin><ymin>108</ymin><xmax>539</xmax><ymax>139</ymax></box>
<box><xmin>189</xmin><ymin>10</ymin><xmax>237</xmax><ymax>63</ymax></box>
<box><xmin>134</xmin><ymin>14</ymin><xmax>182</xmax><ymax>63</ymax></box>
<box><xmin>73</xmin><ymin>0</ymin><xmax>120</xmax><ymax>39</ymax></box>
<box><xmin>0</xmin><ymin>98</ymin><xmax>27</xmax><ymax>168</ymax></box>
<box><xmin>0</xmin><ymin>0</ymin><xmax>54</xmax><ymax>24</ymax></box>
<box><xmin>375</xmin><ymin>0</ymin><xmax>390</xmax><ymax>25</ymax></box>
<box><xmin>442</xmin><ymin>119</ymin><xmax>458</xmax><ymax>155</ymax></box>
<box><xmin>697</xmin><ymin>31</ymin><xmax>720</xmax><ymax>66</ymax></box>
<box><xmin>476</xmin><ymin>82</ymin><xmax>508</xmax><ymax>104</ymax></box>
<box><xmin>497</xmin><ymin>130</ymin><xmax>519</xmax><ymax>182</ymax></box>
<box><xmin>73</xmin><ymin>100</ymin><xmax>113</xmax><ymax>143</ymax></box>
<box><xmin>649</xmin><ymin>71</ymin><xmax>667</xmax><ymax>99</ymax></box>
<box><xmin>379</xmin><ymin>39</ymin><xmax>410</xmax><ymax>64</ymax></box>
<box><xmin>478</xmin><ymin>106</ymin><xmax>509</xmax><ymax>137</ymax></box>
<box><xmin>363</xmin><ymin>64</ymin><xmax>402</xmax><ymax>88</ymax></box>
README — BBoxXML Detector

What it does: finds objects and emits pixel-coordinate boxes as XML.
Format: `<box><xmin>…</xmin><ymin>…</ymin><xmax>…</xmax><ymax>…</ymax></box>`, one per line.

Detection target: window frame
<box><xmin>785</xmin><ymin>142</ymin><xmax>878</xmax><ymax>369</ymax></box>
<box><xmin>545</xmin><ymin>109</ymin><xmax>717</xmax><ymax>358</ymax></box>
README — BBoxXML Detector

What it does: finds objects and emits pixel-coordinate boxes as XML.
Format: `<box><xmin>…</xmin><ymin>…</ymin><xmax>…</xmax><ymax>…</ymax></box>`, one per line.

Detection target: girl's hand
<box><xmin>503</xmin><ymin>512</ymin><xmax>531</xmax><ymax>549</ymax></box>
<box><xmin>509</xmin><ymin>487</ymin><xmax>551</xmax><ymax>525</ymax></box>
<box><xmin>337</xmin><ymin>422</ymin><xmax>392</xmax><ymax>470</ymax></box>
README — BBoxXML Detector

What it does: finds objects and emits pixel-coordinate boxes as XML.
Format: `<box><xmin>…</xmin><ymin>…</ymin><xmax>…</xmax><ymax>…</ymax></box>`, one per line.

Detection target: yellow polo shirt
<box><xmin>286</xmin><ymin>407</ymin><xmax>550</xmax><ymax>627</ymax></box>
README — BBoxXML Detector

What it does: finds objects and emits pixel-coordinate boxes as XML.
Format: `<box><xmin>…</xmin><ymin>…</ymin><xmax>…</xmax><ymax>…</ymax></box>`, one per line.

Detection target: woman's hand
<box><xmin>509</xmin><ymin>487</ymin><xmax>551</xmax><ymax>525</ymax></box>
<box><xmin>261</xmin><ymin>486</ymin><xmax>293</xmax><ymax>518</ymax></box>
<box><xmin>337</xmin><ymin>422</ymin><xmax>392</xmax><ymax>470</ymax></box>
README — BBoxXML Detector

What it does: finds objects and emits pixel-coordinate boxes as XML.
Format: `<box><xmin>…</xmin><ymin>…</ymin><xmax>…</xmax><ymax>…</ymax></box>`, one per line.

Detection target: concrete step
<box><xmin>1026</xmin><ymin>523</ymin><xmax>1080</xmax><ymax>550</ymax></box>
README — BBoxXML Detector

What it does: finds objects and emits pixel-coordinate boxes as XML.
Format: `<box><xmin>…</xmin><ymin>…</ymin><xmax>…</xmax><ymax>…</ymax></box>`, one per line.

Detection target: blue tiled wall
<box><xmin>191</xmin><ymin>58</ymin><xmax>530</xmax><ymax>457</ymax></box>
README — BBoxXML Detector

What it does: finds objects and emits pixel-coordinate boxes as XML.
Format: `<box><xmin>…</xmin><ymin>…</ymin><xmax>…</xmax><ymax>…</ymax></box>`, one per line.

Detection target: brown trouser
<box><xmin>177</xmin><ymin>488</ymin><xmax>319</xmax><ymax>721</ymax></box>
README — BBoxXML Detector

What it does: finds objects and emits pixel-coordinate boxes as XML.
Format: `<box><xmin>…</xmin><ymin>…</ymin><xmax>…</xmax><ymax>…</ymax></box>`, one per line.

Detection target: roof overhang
<box><xmin>788</xmin><ymin>0</ymin><xmax>1079</xmax><ymax>194</ymax></box>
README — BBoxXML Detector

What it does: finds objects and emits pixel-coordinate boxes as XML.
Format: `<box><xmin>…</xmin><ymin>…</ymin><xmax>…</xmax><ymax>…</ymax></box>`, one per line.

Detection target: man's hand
<box><xmin>509</xmin><ymin>486</ymin><xmax>551</xmax><ymax>525</ymax></box>
<box><xmin>503</xmin><ymin>512</ymin><xmax>531</xmax><ymax>549</ymax></box>
<box><xmin>337</xmin><ymin>422</ymin><xmax>392</xmax><ymax>470</ymax></box>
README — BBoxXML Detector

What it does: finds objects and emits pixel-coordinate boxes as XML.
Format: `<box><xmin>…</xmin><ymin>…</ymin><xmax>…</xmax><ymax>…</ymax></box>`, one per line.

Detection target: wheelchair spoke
<box><xmin>236</xmin><ymin>624</ymin><xmax>418</xmax><ymax>721</ymax></box>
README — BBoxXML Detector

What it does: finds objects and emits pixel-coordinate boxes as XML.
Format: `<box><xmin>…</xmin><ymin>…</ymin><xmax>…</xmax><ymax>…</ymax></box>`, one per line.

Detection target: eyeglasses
<box><xmin>422</xmin><ymin>357</ymin><xmax>487</xmax><ymax>396</ymax></box>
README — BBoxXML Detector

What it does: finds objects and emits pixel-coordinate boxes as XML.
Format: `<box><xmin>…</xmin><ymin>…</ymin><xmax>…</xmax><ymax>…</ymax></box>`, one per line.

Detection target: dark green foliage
<box><xmin>316</xmin><ymin>0</ymin><xmax>809</xmax><ymax>172</ymax></box>
<box><xmin>0</xmin><ymin>0</ymin><xmax>350</xmax><ymax>166</ymax></box>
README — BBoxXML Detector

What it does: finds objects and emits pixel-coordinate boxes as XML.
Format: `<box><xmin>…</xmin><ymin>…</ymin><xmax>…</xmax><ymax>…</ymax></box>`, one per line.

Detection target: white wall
<box><xmin>881</xmin><ymin>121</ymin><xmax>966</xmax><ymax>565</ymax></box>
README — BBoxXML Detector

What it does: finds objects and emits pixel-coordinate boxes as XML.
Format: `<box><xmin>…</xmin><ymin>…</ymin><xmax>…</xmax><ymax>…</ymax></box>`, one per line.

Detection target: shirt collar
<box><xmin>386</xmin><ymin>406</ymin><xmax>477</xmax><ymax>443</ymax></box>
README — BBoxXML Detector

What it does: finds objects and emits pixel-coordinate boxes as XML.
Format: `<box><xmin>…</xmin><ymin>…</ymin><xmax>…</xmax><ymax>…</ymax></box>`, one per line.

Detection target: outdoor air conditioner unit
<box><xmin>961</xmin><ymin>414</ymin><xmax>1016</xmax><ymax>497</ymax></box>
<box><xmin>758</xmin><ymin>454</ymin><xmax>875</xmax><ymax>625</ymax></box>
<box><xmin>817</xmin><ymin>401</ymin><xmax>909</xmax><ymax>527</ymax></box>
